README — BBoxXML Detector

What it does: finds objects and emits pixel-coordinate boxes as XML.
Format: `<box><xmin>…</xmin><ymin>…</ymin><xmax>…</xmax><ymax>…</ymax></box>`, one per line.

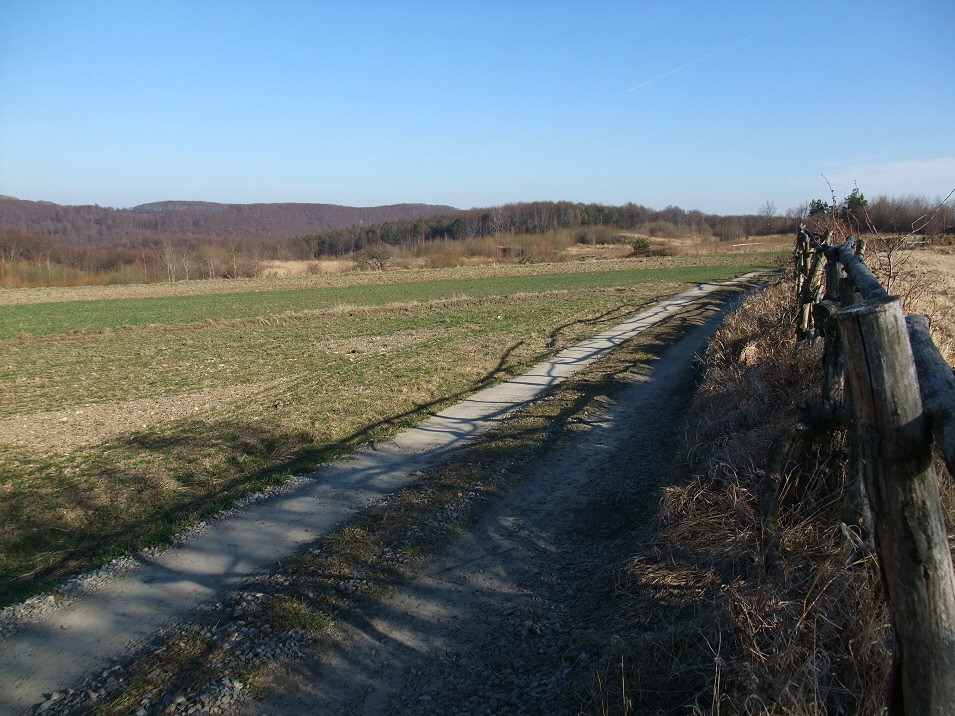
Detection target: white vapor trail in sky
<box><xmin>627</xmin><ymin>10</ymin><xmax>806</xmax><ymax>92</ymax></box>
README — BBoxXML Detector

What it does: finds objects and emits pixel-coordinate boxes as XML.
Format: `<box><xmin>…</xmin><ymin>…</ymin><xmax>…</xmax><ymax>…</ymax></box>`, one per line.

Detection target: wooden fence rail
<box><xmin>792</xmin><ymin>224</ymin><xmax>955</xmax><ymax>716</ymax></box>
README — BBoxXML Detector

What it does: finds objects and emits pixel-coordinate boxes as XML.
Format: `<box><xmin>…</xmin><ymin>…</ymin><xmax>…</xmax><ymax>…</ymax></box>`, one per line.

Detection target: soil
<box><xmin>260</xmin><ymin>260</ymin><xmax>352</xmax><ymax>277</ymax></box>
<box><xmin>0</xmin><ymin>383</ymin><xmax>267</xmax><ymax>452</ymax></box>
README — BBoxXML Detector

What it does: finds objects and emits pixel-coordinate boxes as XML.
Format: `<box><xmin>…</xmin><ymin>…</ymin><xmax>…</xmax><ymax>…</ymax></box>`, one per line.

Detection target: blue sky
<box><xmin>1</xmin><ymin>0</ymin><xmax>953</xmax><ymax>215</ymax></box>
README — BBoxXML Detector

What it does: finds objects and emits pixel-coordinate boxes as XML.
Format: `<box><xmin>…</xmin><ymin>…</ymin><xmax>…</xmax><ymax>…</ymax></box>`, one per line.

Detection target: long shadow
<box><xmin>1</xmin><ymin>290</ymin><xmax>742</xmax><ymax>606</ymax></box>
<box><xmin>227</xmin><ymin>290</ymin><xmax>748</xmax><ymax>714</ymax></box>
<box><xmin>0</xmin><ymin>288</ymin><xmax>749</xmax><ymax>714</ymax></box>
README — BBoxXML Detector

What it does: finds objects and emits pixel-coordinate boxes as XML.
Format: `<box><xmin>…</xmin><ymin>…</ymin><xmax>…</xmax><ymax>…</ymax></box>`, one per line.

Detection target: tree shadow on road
<box><xmin>1</xmin><ymin>296</ymin><xmax>687</xmax><ymax>606</ymax></box>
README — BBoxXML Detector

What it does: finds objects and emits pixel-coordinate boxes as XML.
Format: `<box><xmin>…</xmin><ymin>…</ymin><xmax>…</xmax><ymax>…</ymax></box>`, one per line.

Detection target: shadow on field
<box><xmin>227</xmin><ymin>291</ymin><xmax>745</xmax><ymax>715</ymax></box>
<box><xmin>1</xmin><ymin>292</ymin><xmax>739</xmax><ymax>607</ymax></box>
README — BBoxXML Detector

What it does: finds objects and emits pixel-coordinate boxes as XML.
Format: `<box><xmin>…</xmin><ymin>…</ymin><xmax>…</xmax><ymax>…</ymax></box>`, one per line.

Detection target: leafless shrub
<box><xmin>860</xmin><ymin>188</ymin><xmax>954</xmax><ymax>296</ymax></box>
<box><xmin>354</xmin><ymin>243</ymin><xmax>394</xmax><ymax>271</ymax></box>
<box><xmin>649</xmin><ymin>243</ymin><xmax>681</xmax><ymax>257</ymax></box>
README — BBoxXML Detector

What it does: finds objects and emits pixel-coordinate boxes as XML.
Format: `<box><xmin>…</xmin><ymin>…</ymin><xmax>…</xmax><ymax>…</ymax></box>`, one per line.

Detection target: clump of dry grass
<box><xmin>878</xmin><ymin>248</ymin><xmax>955</xmax><ymax>364</ymax></box>
<box><xmin>678</xmin><ymin>274</ymin><xmax>906</xmax><ymax>713</ymax></box>
<box><xmin>686</xmin><ymin>276</ymin><xmax>824</xmax><ymax>480</ymax></box>
<box><xmin>602</xmin><ymin>271</ymin><xmax>915</xmax><ymax>714</ymax></box>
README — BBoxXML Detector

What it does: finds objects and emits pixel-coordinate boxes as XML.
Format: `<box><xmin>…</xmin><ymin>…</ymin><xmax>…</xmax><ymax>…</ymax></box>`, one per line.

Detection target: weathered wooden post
<box><xmin>837</xmin><ymin>297</ymin><xmax>955</xmax><ymax>715</ymax></box>
<box><xmin>823</xmin><ymin>255</ymin><xmax>843</xmax><ymax>302</ymax></box>
<box><xmin>838</xmin><ymin>238</ymin><xmax>887</xmax><ymax>301</ymax></box>
<box><xmin>815</xmin><ymin>300</ymin><xmax>845</xmax><ymax>409</ymax></box>
<box><xmin>907</xmin><ymin>315</ymin><xmax>955</xmax><ymax>477</ymax></box>
<box><xmin>798</xmin><ymin>250</ymin><xmax>826</xmax><ymax>340</ymax></box>
<box><xmin>796</xmin><ymin>226</ymin><xmax>810</xmax><ymax>296</ymax></box>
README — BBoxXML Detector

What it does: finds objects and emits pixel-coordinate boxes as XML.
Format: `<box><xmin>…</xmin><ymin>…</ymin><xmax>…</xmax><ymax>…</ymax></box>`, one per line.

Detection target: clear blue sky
<box><xmin>1</xmin><ymin>0</ymin><xmax>953</xmax><ymax>215</ymax></box>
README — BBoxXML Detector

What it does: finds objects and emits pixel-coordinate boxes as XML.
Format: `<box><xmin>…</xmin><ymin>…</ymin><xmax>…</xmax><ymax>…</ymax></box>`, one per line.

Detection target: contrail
<box><xmin>627</xmin><ymin>10</ymin><xmax>805</xmax><ymax>92</ymax></box>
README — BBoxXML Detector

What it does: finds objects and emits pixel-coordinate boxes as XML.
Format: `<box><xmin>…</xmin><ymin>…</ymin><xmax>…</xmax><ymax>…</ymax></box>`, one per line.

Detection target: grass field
<box><xmin>0</xmin><ymin>265</ymin><xmax>751</xmax><ymax>339</ymax></box>
<box><xmin>0</xmin><ymin>255</ymin><xmax>776</xmax><ymax>605</ymax></box>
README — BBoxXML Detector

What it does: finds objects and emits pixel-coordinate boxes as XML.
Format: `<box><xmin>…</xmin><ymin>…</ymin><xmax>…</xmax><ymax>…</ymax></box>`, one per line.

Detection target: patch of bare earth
<box><xmin>0</xmin><ymin>384</ymin><xmax>268</xmax><ymax>452</ymax></box>
<box><xmin>0</xmin><ymin>255</ymin><xmax>762</xmax><ymax>306</ymax></box>
<box><xmin>260</xmin><ymin>259</ymin><xmax>352</xmax><ymax>277</ymax></box>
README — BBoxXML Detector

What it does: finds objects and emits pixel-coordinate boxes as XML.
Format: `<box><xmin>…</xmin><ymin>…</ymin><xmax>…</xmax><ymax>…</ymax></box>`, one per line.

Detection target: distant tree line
<box><xmin>804</xmin><ymin>188</ymin><xmax>955</xmax><ymax>236</ymax></box>
<box><xmin>290</xmin><ymin>194</ymin><xmax>954</xmax><ymax>259</ymax></box>
<box><xmin>1</xmin><ymin>194</ymin><xmax>951</xmax><ymax>288</ymax></box>
<box><xmin>293</xmin><ymin>200</ymin><xmax>807</xmax><ymax>258</ymax></box>
<box><xmin>0</xmin><ymin>228</ymin><xmax>303</xmax><ymax>286</ymax></box>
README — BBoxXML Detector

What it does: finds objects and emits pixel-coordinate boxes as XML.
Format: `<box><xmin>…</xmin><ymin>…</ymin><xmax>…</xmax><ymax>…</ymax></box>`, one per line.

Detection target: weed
<box><xmin>265</xmin><ymin>595</ymin><xmax>330</xmax><ymax>633</ymax></box>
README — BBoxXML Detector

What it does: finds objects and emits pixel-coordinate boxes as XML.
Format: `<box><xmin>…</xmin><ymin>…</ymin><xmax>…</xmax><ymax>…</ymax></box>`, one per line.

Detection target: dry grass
<box><xmin>657</xmin><ymin>278</ymin><xmax>891</xmax><ymax>714</ymax></box>
<box><xmin>589</xmin><ymin>252</ymin><xmax>955</xmax><ymax>715</ymax></box>
<box><xmin>878</xmin><ymin>248</ymin><xmax>955</xmax><ymax>363</ymax></box>
<box><xmin>619</xmin><ymin>233</ymin><xmax>795</xmax><ymax>259</ymax></box>
<box><xmin>0</xmin><ymin>253</ymin><xmax>771</xmax><ymax>307</ymax></box>
<box><xmin>2</xmin><ymin>254</ymin><xmax>777</xmax><ymax>605</ymax></box>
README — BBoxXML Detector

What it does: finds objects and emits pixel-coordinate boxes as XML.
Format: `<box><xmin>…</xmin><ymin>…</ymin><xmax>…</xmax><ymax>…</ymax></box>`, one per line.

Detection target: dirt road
<box><xmin>235</xmin><ymin>288</ymin><xmax>736</xmax><ymax>715</ymax></box>
<box><xmin>0</xmin><ymin>275</ymin><xmax>759</xmax><ymax>715</ymax></box>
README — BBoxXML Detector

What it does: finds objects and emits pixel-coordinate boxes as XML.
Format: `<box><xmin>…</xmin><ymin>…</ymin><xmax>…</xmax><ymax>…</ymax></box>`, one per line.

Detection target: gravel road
<box><xmin>0</xmin><ymin>276</ymin><xmax>758</xmax><ymax>715</ymax></box>
<box><xmin>236</xmin><ymin>293</ymin><xmax>735</xmax><ymax>715</ymax></box>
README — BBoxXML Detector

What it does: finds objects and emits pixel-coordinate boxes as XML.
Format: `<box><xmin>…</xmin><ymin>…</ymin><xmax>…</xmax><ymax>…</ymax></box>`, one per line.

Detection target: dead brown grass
<box><xmin>880</xmin><ymin>248</ymin><xmax>955</xmax><ymax>364</ymax></box>
<box><xmin>659</xmin><ymin>277</ymin><xmax>894</xmax><ymax>713</ymax></box>
<box><xmin>597</xmin><ymin>256</ymin><xmax>955</xmax><ymax>714</ymax></box>
<box><xmin>618</xmin><ymin>233</ymin><xmax>795</xmax><ymax>259</ymax></box>
<box><xmin>0</xmin><ymin>254</ymin><xmax>767</xmax><ymax>307</ymax></box>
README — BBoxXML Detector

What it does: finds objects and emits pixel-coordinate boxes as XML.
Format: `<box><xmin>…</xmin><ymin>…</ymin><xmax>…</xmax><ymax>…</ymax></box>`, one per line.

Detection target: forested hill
<box><xmin>0</xmin><ymin>197</ymin><xmax>458</xmax><ymax>246</ymax></box>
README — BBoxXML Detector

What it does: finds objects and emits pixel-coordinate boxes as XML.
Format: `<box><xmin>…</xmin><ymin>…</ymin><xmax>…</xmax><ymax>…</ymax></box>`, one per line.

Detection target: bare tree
<box><xmin>757</xmin><ymin>200</ymin><xmax>778</xmax><ymax>234</ymax></box>
<box><xmin>161</xmin><ymin>241</ymin><xmax>177</xmax><ymax>282</ymax></box>
<box><xmin>355</xmin><ymin>243</ymin><xmax>393</xmax><ymax>271</ymax></box>
<box><xmin>181</xmin><ymin>250</ymin><xmax>197</xmax><ymax>281</ymax></box>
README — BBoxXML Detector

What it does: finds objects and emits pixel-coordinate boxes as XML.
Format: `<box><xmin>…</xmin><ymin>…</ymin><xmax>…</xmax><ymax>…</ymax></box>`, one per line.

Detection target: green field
<box><xmin>0</xmin><ymin>257</ymin><xmax>772</xmax><ymax>605</ymax></box>
<box><xmin>2</xmin><ymin>264</ymin><xmax>757</xmax><ymax>339</ymax></box>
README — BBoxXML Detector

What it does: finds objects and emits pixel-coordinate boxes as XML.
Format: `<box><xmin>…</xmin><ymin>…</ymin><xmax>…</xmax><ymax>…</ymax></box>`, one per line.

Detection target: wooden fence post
<box><xmin>907</xmin><ymin>315</ymin><xmax>955</xmax><ymax>477</ymax></box>
<box><xmin>798</xmin><ymin>251</ymin><xmax>825</xmax><ymax>340</ymax></box>
<box><xmin>823</xmin><ymin>254</ymin><xmax>844</xmax><ymax>302</ymax></box>
<box><xmin>837</xmin><ymin>297</ymin><xmax>955</xmax><ymax>715</ymax></box>
<box><xmin>836</xmin><ymin>239</ymin><xmax>888</xmax><ymax>301</ymax></box>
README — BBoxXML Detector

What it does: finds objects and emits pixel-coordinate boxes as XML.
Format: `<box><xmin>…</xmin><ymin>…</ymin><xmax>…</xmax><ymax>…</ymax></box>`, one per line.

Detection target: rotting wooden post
<box><xmin>837</xmin><ymin>297</ymin><xmax>955</xmax><ymax>716</ymax></box>
<box><xmin>907</xmin><ymin>315</ymin><xmax>955</xmax><ymax>477</ymax></box>
<box><xmin>839</xmin><ymin>267</ymin><xmax>860</xmax><ymax>308</ymax></box>
<box><xmin>798</xmin><ymin>249</ymin><xmax>826</xmax><ymax>340</ymax></box>
<box><xmin>837</xmin><ymin>238</ymin><xmax>888</xmax><ymax>301</ymax></box>
<box><xmin>815</xmin><ymin>296</ymin><xmax>872</xmax><ymax>531</ymax></box>
<box><xmin>815</xmin><ymin>300</ymin><xmax>846</xmax><ymax>409</ymax></box>
<box><xmin>824</xmin><ymin>253</ymin><xmax>844</xmax><ymax>302</ymax></box>
<box><xmin>795</xmin><ymin>227</ymin><xmax>810</xmax><ymax>297</ymax></box>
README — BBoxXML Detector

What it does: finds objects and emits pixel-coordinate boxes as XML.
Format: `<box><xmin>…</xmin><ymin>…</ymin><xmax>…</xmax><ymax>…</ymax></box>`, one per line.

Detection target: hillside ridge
<box><xmin>0</xmin><ymin>197</ymin><xmax>459</xmax><ymax>245</ymax></box>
